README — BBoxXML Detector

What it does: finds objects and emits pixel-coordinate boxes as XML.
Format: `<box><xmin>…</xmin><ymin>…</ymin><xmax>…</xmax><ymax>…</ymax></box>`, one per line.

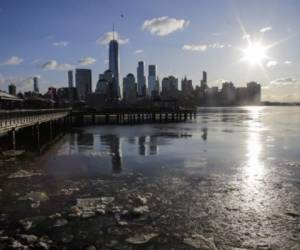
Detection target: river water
<box><xmin>0</xmin><ymin>107</ymin><xmax>299</xmax><ymax>249</ymax></box>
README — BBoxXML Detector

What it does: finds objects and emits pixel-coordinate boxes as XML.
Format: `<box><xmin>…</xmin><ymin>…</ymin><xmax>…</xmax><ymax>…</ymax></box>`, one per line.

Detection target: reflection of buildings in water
<box><xmin>100</xmin><ymin>135</ymin><xmax>122</xmax><ymax>173</ymax></box>
<box><xmin>149</xmin><ymin>135</ymin><xmax>159</xmax><ymax>155</ymax></box>
<box><xmin>93</xmin><ymin>134</ymin><xmax>101</xmax><ymax>152</ymax></box>
<box><xmin>138</xmin><ymin>136</ymin><xmax>147</xmax><ymax>156</ymax></box>
<box><xmin>69</xmin><ymin>133</ymin><xmax>77</xmax><ymax>154</ymax></box>
<box><xmin>127</xmin><ymin>137</ymin><xmax>136</xmax><ymax>145</ymax></box>
<box><xmin>201</xmin><ymin>127</ymin><xmax>208</xmax><ymax>141</ymax></box>
<box><xmin>138</xmin><ymin>135</ymin><xmax>159</xmax><ymax>156</ymax></box>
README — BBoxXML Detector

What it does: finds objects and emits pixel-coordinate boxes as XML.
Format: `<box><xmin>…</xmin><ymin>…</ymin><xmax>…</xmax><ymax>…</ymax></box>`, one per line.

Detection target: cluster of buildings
<box><xmin>0</xmin><ymin>33</ymin><xmax>261</xmax><ymax>110</ymax></box>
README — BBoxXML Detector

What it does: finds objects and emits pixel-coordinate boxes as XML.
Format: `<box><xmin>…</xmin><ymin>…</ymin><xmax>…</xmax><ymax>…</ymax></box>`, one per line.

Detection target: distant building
<box><xmin>221</xmin><ymin>82</ymin><xmax>236</xmax><ymax>105</ymax></box>
<box><xmin>75</xmin><ymin>69</ymin><xmax>92</xmax><ymax>101</ymax></box>
<box><xmin>68</xmin><ymin>70</ymin><xmax>74</xmax><ymax>88</ymax></box>
<box><xmin>181</xmin><ymin>76</ymin><xmax>193</xmax><ymax>95</ymax></box>
<box><xmin>45</xmin><ymin>87</ymin><xmax>57</xmax><ymax>100</ymax></box>
<box><xmin>109</xmin><ymin>38</ymin><xmax>120</xmax><ymax>99</ymax></box>
<box><xmin>123</xmin><ymin>73</ymin><xmax>137</xmax><ymax>104</ymax></box>
<box><xmin>236</xmin><ymin>87</ymin><xmax>248</xmax><ymax>105</ymax></box>
<box><xmin>200</xmin><ymin>71</ymin><xmax>208</xmax><ymax>90</ymax></box>
<box><xmin>247</xmin><ymin>81</ymin><xmax>261</xmax><ymax>104</ymax></box>
<box><xmin>161</xmin><ymin>76</ymin><xmax>179</xmax><ymax>100</ymax></box>
<box><xmin>148</xmin><ymin>65</ymin><xmax>159</xmax><ymax>97</ymax></box>
<box><xmin>8</xmin><ymin>84</ymin><xmax>16</xmax><ymax>96</ymax></box>
<box><xmin>33</xmin><ymin>77</ymin><xmax>39</xmax><ymax>93</ymax></box>
<box><xmin>96</xmin><ymin>70</ymin><xmax>115</xmax><ymax>99</ymax></box>
<box><xmin>57</xmin><ymin>87</ymin><xmax>78</xmax><ymax>106</ymax></box>
<box><xmin>137</xmin><ymin>61</ymin><xmax>147</xmax><ymax>97</ymax></box>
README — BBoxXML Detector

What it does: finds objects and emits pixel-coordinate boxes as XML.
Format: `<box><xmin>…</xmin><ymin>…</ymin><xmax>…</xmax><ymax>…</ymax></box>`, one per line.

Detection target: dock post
<box><xmin>36</xmin><ymin>123</ymin><xmax>40</xmax><ymax>152</ymax></box>
<box><xmin>49</xmin><ymin>120</ymin><xmax>53</xmax><ymax>140</ymax></box>
<box><xmin>11</xmin><ymin>128</ymin><xmax>16</xmax><ymax>151</ymax></box>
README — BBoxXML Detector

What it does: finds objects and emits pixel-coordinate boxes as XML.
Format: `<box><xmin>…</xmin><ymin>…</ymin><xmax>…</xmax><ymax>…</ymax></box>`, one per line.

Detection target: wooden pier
<box><xmin>0</xmin><ymin>108</ymin><xmax>196</xmax><ymax>151</ymax></box>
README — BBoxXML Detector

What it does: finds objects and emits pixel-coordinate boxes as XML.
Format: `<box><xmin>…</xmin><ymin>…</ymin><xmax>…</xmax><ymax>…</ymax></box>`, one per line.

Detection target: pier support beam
<box><xmin>11</xmin><ymin>128</ymin><xmax>16</xmax><ymax>151</ymax></box>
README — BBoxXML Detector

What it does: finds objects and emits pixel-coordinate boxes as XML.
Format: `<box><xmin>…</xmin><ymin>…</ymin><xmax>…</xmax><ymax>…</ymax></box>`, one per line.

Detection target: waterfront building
<box><xmin>221</xmin><ymin>82</ymin><xmax>236</xmax><ymax>105</ymax></box>
<box><xmin>8</xmin><ymin>84</ymin><xmax>16</xmax><ymax>96</ymax></box>
<box><xmin>181</xmin><ymin>76</ymin><xmax>193</xmax><ymax>95</ymax></box>
<box><xmin>200</xmin><ymin>71</ymin><xmax>208</xmax><ymax>90</ymax></box>
<box><xmin>247</xmin><ymin>81</ymin><xmax>261</xmax><ymax>104</ymax></box>
<box><xmin>75</xmin><ymin>69</ymin><xmax>92</xmax><ymax>101</ymax></box>
<box><xmin>148</xmin><ymin>65</ymin><xmax>159</xmax><ymax>97</ymax></box>
<box><xmin>161</xmin><ymin>76</ymin><xmax>179</xmax><ymax>100</ymax></box>
<box><xmin>109</xmin><ymin>38</ymin><xmax>120</xmax><ymax>99</ymax></box>
<box><xmin>137</xmin><ymin>61</ymin><xmax>147</xmax><ymax>97</ymax></box>
<box><xmin>95</xmin><ymin>70</ymin><xmax>115</xmax><ymax>99</ymax></box>
<box><xmin>33</xmin><ymin>77</ymin><xmax>39</xmax><ymax>93</ymax></box>
<box><xmin>123</xmin><ymin>73</ymin><xmax>137</xmax><ymax>104</ymax></box>
<box><xmin>68</xmin><ymin>70</ymin><xmax>74</xmax><ymax>88</ymax></box>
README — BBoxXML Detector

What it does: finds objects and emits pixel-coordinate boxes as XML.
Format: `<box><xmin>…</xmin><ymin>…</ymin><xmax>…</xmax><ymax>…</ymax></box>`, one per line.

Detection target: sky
<box><xmin>0</xmin><ymin>0</ymin><xmax>299</xmax><ymax>102</ymax></box>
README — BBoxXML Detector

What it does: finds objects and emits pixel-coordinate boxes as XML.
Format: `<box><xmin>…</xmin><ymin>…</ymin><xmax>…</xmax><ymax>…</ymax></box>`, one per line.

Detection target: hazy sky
<box><xmin>0</xmin><ymin>0</ymin><xmax>299</xmax><ymax>101</ymax></box>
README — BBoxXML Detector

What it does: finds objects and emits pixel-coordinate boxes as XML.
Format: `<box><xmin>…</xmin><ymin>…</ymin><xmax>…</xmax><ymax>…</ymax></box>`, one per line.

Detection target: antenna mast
<box><xmin>113</xmin><ymin>24</ymin><xmax>115</xmax><ymax>40</ymax></box>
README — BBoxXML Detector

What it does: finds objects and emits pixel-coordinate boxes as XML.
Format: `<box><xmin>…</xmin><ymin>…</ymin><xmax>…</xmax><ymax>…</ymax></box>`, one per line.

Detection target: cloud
<box><xmin>41</xmin><ymin>60</ymin><xmax>73</xmax><ymax>71</ymax></box>
<box><xmin>260</xmin><ymin>26</ymin><xmax>272</xmax><ymax>33</ymax></box>
<box><xmin>182</xmin><ymin>44</ymin><xmax>207</xmax><ymax>52</ymax></box>
<box><xmin>182</xmin><ymin>43</ymin><xmax>227</xmax><ymax>52</ymax></box>
<box><xmin>142</xmin><ymin>16</ymin><xmax>190</xmax><ymax>36</ymax></box>
<box><xmin>266</xmin><ymin>60</ymin><xmax>278</xmax><ymax>68</ymax></box>
<box><xmin>134</xmin><ymin>49</ymin><xmax>143</xmax><ymax>54</ymax></box>
<box><xmin>78</xmin><ymin>57</ymin><xmax>96</xmax><ymax>65</ymax></box>
<box><xmin>284</xmin><ymin>61</ymin><xmax>292</xmax><ymax>65</ymax></box>
<box><xmin>52</xmin><ymin>41</ymin><xmax>69</xmax><ymax>47</ymax></box>
<box><xmin>270</xmin><ymin>77</ymin><xmax>298</xmax><ymax>85</ymax></box>
<box><xmin>1</xmin><ymin>56</ymin><xmax>24</xmax><ymax>66</ymax></box>
<box><xmin>97</xmin><ymin>32</ymin><xmax>129</xmax><ymax>45</ymax></box>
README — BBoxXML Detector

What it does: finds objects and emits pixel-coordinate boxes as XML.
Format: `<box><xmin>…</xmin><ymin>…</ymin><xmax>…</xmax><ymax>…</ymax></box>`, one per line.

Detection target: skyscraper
<box><xmin>148</xmin><ymin>64</ymin><xmax>159</xmax><ymax>97</ymax></box>
<box><xmin>68</xmin><ymin>70</ymin><xmax>74</xmax><ymax>88</ymax></box>
<box><xmin>109</xmin><ymin>37</ymin><xmax>120</xmax><ymax>99</ymax></box>
<box><xmin>123</xmin><ymin>73</ymin><xmax>137</xmax><ymax>104</ymax></box>
<box><xmin>33</xmin><ymin>77</ymin><xmax>39</xmax><ymax>93</ymax></box>
<box><xmin>8</xmin><ymin>84</ymin><xmax>16</xmax><ymax>96</ymax></box>
<box><xmin>137</xmin><ymin>61</ymin><xmax>146</xmax><ymax>97</ymax></box>
<box><xmin>75</xmin><ymin>69</ymin><xmax>92</xmax><ymax>101</ymax></box>
<box><xmin>200</xmin><ymin>71</ymin><xmax>208</xmax><ymax>89</ymax></box>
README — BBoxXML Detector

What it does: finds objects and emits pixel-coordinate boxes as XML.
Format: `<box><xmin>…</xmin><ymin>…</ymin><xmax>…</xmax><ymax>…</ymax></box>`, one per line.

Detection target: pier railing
<box><xmin>0</xmin><ymin>108</ymin><xmax>71</xmax><ymax>133</ymax></box>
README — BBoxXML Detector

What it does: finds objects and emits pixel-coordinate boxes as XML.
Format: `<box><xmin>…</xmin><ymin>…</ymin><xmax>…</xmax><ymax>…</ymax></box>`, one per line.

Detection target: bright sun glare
<box><xmin>242</xmin><ymin>42</ymin><xmax>268</xmax><ymax>66</ymax></box>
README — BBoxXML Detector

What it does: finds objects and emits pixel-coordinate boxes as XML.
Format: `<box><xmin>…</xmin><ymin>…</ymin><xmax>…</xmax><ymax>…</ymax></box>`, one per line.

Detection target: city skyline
<box><xmin>0</xmin><ymin>0</ymin><xmax>299</xmax><ymax>102</ymax></box>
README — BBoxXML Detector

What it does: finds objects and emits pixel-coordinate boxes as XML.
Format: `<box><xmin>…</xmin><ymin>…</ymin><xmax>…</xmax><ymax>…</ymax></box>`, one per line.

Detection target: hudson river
<box><xmin>0</xmin><ymin>107</ymin><xmax>299</xmax><ymax>249</ymax></box>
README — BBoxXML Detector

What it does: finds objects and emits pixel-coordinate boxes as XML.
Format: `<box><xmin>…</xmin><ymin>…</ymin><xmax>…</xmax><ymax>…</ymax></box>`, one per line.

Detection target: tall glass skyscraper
<box><xmin>137</xmin><ymin>61</ymin><xmax>146</xmax><ymax>97</ymax></box>
<box><xmin>109</xmin><ymin>39</ymin><xmax>120</xmax><ymax>99</ymax></box>
<box><xmin>148</xmin><ymin>64</ymin><xmax>159</xmax><ymax>97</ymax></box>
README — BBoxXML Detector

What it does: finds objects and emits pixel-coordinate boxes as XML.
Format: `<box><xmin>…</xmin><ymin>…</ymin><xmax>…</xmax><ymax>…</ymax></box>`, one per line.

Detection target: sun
<box><xmin>242</xmin><ymin>42</ymin><xmax>268</xmax><ymax>66</ymax></box>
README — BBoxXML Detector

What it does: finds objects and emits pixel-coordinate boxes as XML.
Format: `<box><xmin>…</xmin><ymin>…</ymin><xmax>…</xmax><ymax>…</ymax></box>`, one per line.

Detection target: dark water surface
<box><xmin>0</xmin><ymin>107</ymin><xmax>299</xmax><ymax>249</ymax></box>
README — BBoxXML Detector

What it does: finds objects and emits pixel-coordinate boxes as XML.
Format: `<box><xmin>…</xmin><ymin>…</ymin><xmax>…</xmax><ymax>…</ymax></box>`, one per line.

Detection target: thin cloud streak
<box><xmin>142</xmin><ymin>16</ymin><xmax>190</xmax><ymax>36</ymax></box>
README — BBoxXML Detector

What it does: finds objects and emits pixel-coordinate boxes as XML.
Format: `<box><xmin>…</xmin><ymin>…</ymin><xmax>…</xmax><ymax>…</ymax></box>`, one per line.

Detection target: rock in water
<box><xmin>2</xmin><ymin>150</ymin><xmax>25</xmax><ymax>157</ymax></box>
<box><xmin>183</xmin><ymin>234</ymin><xmax>217</xmax><ymax>250</ymax></box>
<box><xmin>132</xmin><ymin>206</ymin><xmax>149</xmax><ymax>215</ymax></box>
<box><xmin>8</xmin><ymin>170</ymin><xmax>41</xmax><ymax>179</ymax></box>
<box><xmin>71</xmin><ymin>197</ymin><xmax>114</xmax><ymax>218</ymax></box>
<box><xmin>126</xmin><ymin>233</ymin><xmax>159</xmax><ymax>244</ymax></box>
<box><xmin>20</xmin><ymin>234</ymin><xmax>38</xmax><ymax>244</ymax></box>
<box><xmin>19</xmin><ymin>191</ymin><xmax>49</xmax><ymax>208</ymax></box>
<box><xmin>53</xmin><ymin>219</ymin><xmax>68</xmax><ymax>227</ymax></box>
